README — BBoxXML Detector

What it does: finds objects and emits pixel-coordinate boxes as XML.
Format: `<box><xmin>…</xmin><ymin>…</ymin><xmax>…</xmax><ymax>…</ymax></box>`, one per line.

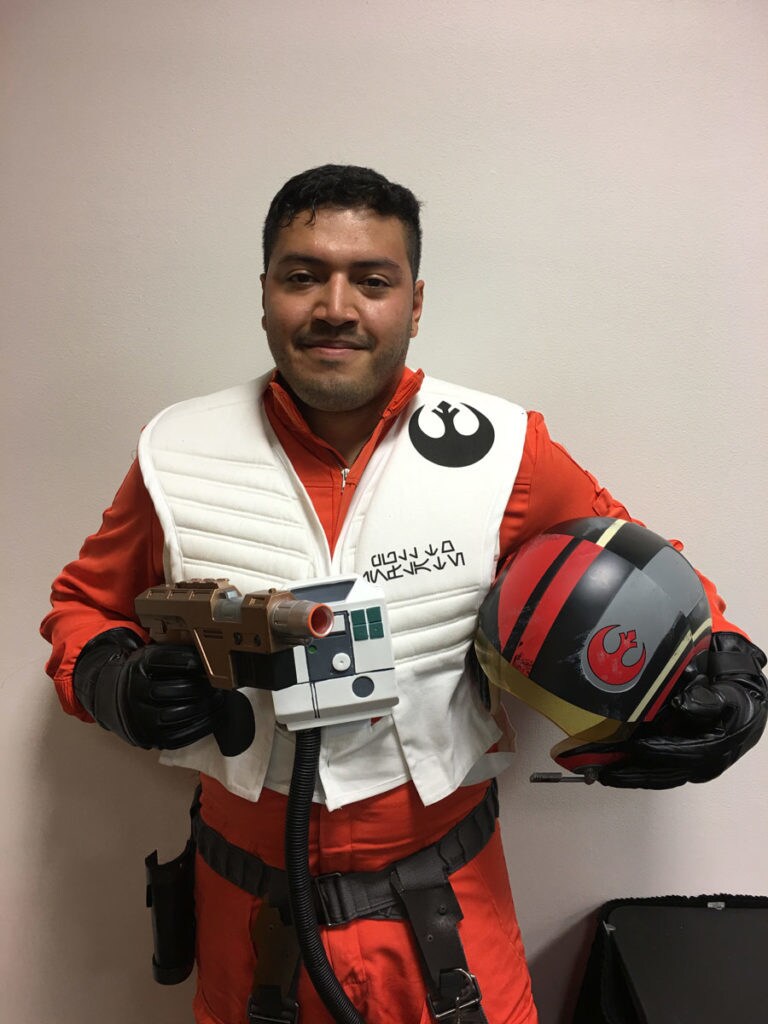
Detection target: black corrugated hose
<box><xmin>285</xmin><ymin>727</ymin><xmax>366</xmax><ymax>1024</ymax></box>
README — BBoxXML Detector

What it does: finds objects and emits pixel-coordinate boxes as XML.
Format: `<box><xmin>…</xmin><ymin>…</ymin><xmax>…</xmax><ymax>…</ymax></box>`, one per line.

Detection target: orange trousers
<box><xmin>193</xmin><ymin>777</ymin><xmax>538</xmax><ymax>1024</ymax></box>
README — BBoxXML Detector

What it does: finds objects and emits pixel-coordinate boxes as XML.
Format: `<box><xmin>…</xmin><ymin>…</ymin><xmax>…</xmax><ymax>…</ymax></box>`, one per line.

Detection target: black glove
<box><xmin>73</xmin><ymin>627</ymin><xmax>255</xmax><ymax>755</ymax></box>
<box><xmin>557</xmin><ymin>632</ymin><xmax>767</xmax><ymax>789</ymax></box>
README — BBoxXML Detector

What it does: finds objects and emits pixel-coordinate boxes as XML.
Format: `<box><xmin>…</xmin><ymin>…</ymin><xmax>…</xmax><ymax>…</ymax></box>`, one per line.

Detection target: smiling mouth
<box><xmin>298</xmin><ymin>339</ymin><xmax>370</xmax><ymax>352</ymax></box>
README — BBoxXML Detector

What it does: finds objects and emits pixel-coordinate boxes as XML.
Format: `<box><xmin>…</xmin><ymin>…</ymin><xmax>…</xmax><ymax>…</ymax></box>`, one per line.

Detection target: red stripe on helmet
<box><xmin>497</xmin><ymin>534</ymin><xmax>573</xmax><ymax>651</ymax></box>
<box><xmin>511</xmin><ymin>540</ymin><xmax>603</xmax><ymax>675</ymax></box>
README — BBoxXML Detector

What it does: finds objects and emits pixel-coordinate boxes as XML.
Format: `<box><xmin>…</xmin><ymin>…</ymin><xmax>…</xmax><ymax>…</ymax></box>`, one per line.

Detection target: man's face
<box><xmin>261</xmin><ymin>206</ymin><xmax>424</xmax><ymax>415</ymax></box>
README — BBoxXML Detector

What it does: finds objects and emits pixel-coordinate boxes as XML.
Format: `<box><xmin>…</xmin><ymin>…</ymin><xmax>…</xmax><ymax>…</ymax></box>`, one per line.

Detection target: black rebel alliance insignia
<box><xmin>408</xmin><ymin>401</ymin><xmax>495</xmax><ymax>468</ymax></box>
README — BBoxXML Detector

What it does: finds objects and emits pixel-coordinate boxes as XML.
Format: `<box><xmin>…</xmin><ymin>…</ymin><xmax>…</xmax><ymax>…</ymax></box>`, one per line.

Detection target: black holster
<box><xmin>145</xmin><ymin>838</ymin><xmax>196</xmax><ymax>984</ymax></box>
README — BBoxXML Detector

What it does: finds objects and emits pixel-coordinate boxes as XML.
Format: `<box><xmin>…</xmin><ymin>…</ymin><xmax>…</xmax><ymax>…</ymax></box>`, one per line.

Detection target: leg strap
<box><xmin>391</xmin><ymin>856</ymin><xmax>487</xmax><ymax>1023</ymax></box>
<box><xmin>247</xmin><ymin>899</ymin><xmax>301</xmax><ymax>1024</ymax></box>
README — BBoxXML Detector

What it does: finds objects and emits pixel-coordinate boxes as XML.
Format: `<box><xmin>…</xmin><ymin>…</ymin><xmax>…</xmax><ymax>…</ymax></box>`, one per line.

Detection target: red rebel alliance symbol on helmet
<box><xmin>587</xmin><ymin>625</ymin><xmax>647</xmax><ymax>686</ymax></box>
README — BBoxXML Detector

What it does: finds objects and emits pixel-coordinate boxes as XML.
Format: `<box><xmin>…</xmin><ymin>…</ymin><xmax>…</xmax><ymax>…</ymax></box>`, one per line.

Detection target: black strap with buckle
<box><xmin>390</xmin><ymin>848</ymin><xmax>488</xmax><ymax>1023</ymax></box>
<box><xmin>246</xmin><ymin>899</ymin><xmax>301</xmax><ymax>1024</ymax></box>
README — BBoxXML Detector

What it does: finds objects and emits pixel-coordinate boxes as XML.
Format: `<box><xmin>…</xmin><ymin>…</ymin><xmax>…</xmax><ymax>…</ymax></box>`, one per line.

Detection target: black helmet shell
<box><xmin>475</xmin><ymin>517</ymin><xmax>712</xmax><ymax>743</ymax></box>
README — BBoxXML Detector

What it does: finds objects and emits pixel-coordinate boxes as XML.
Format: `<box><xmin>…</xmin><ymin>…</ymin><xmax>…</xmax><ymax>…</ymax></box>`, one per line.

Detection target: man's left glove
<box><xmin>558</xmin><ymin>632</ymin><xmax>768</xmax><ymax>789</ymax></box>
<box><xmin>73</xmin><ymin>626</ymin><xmax>254</xmax><ymax>753</ymax></box>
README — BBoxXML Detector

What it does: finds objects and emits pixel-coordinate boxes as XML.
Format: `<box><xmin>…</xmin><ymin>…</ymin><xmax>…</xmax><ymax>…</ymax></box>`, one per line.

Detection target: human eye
<box><xmin>360</xmin><ymin>276</ymin><xmax>390</xmax><ymax>291</ymax></box>
<box><xmin>285</xmin><ymin>270</ymin><xmax>316</xmax><ymax>286</ymax></box>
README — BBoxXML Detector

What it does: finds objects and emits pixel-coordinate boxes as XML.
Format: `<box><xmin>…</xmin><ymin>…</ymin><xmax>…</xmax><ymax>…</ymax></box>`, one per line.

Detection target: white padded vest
<box><xmin>138</xmin><ymin>374</ymin><xmax>526</xmax><ymax>808</ymax></box>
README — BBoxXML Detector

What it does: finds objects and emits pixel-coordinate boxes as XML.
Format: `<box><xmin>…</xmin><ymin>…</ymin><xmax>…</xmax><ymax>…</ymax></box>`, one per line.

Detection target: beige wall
<box><xmin>3</xmin><ymin>2</ymin><xmax>767</xmax><ymax>1021</ymax></box>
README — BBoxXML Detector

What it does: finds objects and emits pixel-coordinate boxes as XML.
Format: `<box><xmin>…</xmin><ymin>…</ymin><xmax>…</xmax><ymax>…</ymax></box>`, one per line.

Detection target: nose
<box><xmin>313</xmin><ymin>275</ymin><xmax>358</xmax><ymax>328</ymax></box>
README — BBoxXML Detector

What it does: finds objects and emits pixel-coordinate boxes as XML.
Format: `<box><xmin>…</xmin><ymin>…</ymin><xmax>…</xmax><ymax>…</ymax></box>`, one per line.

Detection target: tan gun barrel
<box><xmin>135</xmin><ymin>579</ymin><xmax>333</xmax><ymax>689</ymax></box>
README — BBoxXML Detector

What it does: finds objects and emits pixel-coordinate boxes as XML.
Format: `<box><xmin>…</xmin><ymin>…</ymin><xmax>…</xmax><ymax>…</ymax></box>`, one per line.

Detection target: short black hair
<box><xmin>263</xmin><ymin>164</ymin><xmax>422</xmax><ymax>280</ymax></box>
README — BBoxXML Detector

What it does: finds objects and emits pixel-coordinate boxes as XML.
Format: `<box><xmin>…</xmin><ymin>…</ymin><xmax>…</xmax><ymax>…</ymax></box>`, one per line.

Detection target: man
<box><xmin>42</xmin><ymin>165</ymin><xmax>766</xmax><ymax>1024</ymax></box>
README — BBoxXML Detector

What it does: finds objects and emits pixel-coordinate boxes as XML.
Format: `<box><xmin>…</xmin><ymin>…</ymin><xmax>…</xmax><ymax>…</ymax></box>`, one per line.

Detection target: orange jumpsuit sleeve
<box><xmin>40</xmin><ymin>458</ymin><xmax>165</xmax><ymax>721</ymax></box>
<box><xmin>500</xmin><ymin>411</ymin><xmax>742</xmax><ymax>636</ymax></box>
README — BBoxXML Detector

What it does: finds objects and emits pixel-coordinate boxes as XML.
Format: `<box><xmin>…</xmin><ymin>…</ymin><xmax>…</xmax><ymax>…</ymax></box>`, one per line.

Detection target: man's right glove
<box><xmin>73</xmin><ymin>627</ymin><xmax>255</xmax><ymax>755</ymax></box>
<box><xmin>558</xmin><ymin>632</ymin><xmax>768</xmax><ymax>789</ymax></box>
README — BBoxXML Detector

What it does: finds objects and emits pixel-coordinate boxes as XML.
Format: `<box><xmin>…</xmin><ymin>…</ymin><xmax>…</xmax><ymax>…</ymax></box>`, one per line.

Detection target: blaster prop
<box><xmin>135</xmin><ymin>575</ymin><xmax>398</xmax><ymax>731</ymax></box>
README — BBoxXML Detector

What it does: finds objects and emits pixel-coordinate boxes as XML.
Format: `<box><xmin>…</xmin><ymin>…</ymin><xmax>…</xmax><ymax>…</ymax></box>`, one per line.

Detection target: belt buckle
<box><xmin>314</xmin><ymin>871</ymin><xmax>347</xmax><ymax>927</ymax></box>
<box><xmin>246</xmin><ymin>999</ymin><xmax>299</xmax><ymax>1024</ymax></box>
<box><xmin>428</xmin><ymin>968</ymin><xmax>483</xmax><ymax>1022</ymax></box>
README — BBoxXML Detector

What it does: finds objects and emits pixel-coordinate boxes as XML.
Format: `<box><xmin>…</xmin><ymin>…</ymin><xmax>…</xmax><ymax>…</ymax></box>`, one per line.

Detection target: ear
<box><xmin>260</xmin><ymin>273</ymin><xmax>266</xmax><ymax>330</ymax></box>
<box><xmin>410</xmin><ymin>280</ymin><xmax>425</xmax><ymax>338</ymax></box>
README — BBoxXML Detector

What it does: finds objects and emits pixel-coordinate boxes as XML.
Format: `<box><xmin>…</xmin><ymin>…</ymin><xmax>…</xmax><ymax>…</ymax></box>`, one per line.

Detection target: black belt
<box><xmin>192</xmin><ymin>781</ymin><xmax>498</xmax><ymax>926</ymax></box>
<box><xmin>193</xmin><ymin>782</ymin><xmax>498</xmax><ymax>1023</ymax></box>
